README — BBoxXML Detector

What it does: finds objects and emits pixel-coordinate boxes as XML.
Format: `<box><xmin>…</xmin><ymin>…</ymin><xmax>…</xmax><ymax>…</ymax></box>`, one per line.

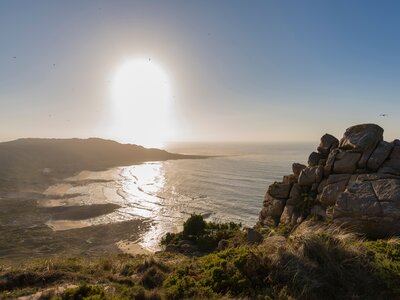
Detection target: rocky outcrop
<box><xmin>259</xmin><ymin>123</ymin><xmax>400</xmax><ymax>237</ymax></box>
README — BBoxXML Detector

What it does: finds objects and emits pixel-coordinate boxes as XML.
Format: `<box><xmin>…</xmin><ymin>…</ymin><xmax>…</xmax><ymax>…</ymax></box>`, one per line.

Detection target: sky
<box><xmin>1</xmin><ymin>0</ymin><xmax>400</xmax><ymax>147</ymax></box>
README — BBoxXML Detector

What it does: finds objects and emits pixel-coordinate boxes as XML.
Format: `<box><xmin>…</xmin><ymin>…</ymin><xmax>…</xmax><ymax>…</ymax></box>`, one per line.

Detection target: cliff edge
<box><xmin>259</xmin><ymin>123</ymin><xmax>400</xmax><ymax>237</ymax></box>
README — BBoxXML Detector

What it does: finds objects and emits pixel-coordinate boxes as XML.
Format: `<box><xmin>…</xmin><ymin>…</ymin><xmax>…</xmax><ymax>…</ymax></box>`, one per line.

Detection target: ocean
<box><xmin>43</xmin><ymin>143</ymin><xmax>314</xmax><ymax>251</ymax></box>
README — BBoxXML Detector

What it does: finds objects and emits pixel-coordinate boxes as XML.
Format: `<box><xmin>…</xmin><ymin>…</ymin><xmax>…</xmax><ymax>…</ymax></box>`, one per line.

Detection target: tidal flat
<box><xmin>0</xmin><ymin>193</ymin><xmax>150</xmax><ymax>262</ymax></box>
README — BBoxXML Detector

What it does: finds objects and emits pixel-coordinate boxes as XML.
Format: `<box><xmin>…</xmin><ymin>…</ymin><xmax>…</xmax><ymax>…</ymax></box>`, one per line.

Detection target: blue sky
<box><xmin>1</xmin><ymin>1</ymin><xmax>399</xmax><ymax>145</ymax></box>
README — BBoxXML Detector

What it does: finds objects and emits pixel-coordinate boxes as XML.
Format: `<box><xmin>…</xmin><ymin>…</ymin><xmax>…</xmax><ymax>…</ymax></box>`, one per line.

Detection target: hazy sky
<box><xmin>1</xmin><ymin>1</ymin><xmax>400</xmax><ymax>146</ymax></box>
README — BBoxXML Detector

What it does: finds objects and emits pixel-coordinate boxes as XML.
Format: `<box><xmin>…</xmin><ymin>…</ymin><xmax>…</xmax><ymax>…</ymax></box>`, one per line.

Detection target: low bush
<box><xmin>58</xmin><ymin>284</ymin><xmax>105</xmax><ymax>300</ymax></box>
<box><xmin>183</xmin><ymin>214</ymin><xmax>207</xmax><ymax>236</ymax></box>
<box><xmin>161</xmin><ymin>215</ymin><xmax>242</xmax><ymax>254</ymax></box>
<box><xmin>164</xmin><ymin>246</ymin><xmax>267</xmax><ymax>298</ymax></box>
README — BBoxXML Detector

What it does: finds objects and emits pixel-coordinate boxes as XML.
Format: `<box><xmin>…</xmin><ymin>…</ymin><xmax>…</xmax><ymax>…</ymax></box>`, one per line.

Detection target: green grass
<box><xmin>363</xmin><ymin>238</ymin><xmax>400</xmax><ymax>293</ymax></box>
<box><xmin>163</xmin><ymin>246</ymin><xmax>268</xmax><ymax>299</ymax></box>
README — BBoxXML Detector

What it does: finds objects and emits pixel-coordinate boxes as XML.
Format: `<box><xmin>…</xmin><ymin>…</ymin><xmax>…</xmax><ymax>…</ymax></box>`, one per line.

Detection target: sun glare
<box><xmin>110</xmin><ymin>59</ymin><xmax>173</xmax><ymax>148</ymax></box>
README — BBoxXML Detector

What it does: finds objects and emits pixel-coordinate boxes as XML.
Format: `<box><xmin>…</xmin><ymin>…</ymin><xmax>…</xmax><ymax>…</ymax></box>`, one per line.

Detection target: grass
<box><xmin>1</xmin><ymin>217</ymin><xmax>400</xmax><ymax>299</ymax></box>
<box><xmin>163</xmin><ymin>246</ymin><xmax>268</xmax><ymax>299</ymax></box>
<box><xmin>363</xmin><ymin>238</ymin><xmax>400</xmax><ymax>293</ymax></box>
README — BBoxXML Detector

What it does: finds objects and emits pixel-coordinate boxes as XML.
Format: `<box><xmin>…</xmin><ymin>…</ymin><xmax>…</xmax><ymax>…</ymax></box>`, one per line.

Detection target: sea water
<box><xmin>44</xmin><ymin>143</ymin><xmax>314</xmax><ymax>251</ymax></box>
<box><xmin>117</xmin><ymin>143</ymin><xmax>313</xmax><ymax>250</ymax></box>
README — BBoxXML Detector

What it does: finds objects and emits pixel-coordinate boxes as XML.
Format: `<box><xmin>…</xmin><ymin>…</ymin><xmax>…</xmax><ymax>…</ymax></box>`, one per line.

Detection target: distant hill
<box><xmin>0</xmin><ymin>138</ymin><xmax>204</xmax><ymax>193</ymax></box>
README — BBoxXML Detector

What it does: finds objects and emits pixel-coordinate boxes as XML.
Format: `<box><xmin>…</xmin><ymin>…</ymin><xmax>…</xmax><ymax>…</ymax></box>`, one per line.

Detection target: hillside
<box><xmin>0</xmin><ymin>138</ymin><xmax>203</xmax><ymax>193</ymax></box>
<box><xmin>1</xmin><ymin>215</ymin><xmax>399</xmax><ymax>299</ymax></box>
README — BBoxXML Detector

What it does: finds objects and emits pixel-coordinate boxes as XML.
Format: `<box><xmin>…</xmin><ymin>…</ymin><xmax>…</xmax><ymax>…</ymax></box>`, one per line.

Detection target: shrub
<box><xmin>60</xmin><ymin>284</ymin><xmax>105</xmax><ymax>300</ymax></box>
<box><xmin>160</xmin><ymin>232</ymin><xmax>182</xmax><ymax>246</ymax></box>
<box><xmin>163</xmin><ymin>246</ymin><xmax>267</xmax><ymax>298</ymax></box>
<box><xmin>161</xmin><ymin>215</ymin><xmax>242</xmax><ymax>254</ymax></box>
<box><xmin>183</xmin><ymin>214</ymin><xmax>207</xmax><ymax>237</ymax></box>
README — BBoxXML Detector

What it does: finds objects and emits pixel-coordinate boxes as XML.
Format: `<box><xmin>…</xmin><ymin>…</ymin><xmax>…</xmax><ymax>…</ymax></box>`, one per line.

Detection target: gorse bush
<box><xmin>182</xmin><ymin>214</ymin><xmax>207</xmax><ymax>236</ymax></box>
<box><xmin>161</xmin><ymin>214</ymin><xmax>242</xmax><ymax>253</ymax></box>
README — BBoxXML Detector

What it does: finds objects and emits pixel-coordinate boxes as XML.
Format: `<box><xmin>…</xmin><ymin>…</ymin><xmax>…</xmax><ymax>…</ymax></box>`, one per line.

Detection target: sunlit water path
<box><xmin>42</xmin><ymin>144</ymin><xmax>313</xmax><ymax>251</ymax></box>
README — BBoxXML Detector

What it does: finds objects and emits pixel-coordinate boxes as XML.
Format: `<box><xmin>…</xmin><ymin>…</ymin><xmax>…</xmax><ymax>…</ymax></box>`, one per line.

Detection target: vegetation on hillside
<box><xmin>161</xmin><ymin>214</ymin><xmax>242</xmax><ymax>254</ymax></box>
<box><xmin>1</xmin><ymin>216</ymin><xmax>400</xmax><ymax>299</ymax></box>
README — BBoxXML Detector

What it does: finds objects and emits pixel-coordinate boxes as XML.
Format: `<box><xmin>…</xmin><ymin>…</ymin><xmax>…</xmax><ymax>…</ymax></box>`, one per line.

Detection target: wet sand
<box><xmin>0</xmin><ymin>195</ymin><xmax>150</xmax><ymax>262</ymax></box>
<box><xmin>117</xmin><ymin>240</ymin><xmax>152</xmax><ymax>255</ymax></box>
<box><xmin>0</xmin><ymin>178</ymin><xmax>150</xmax><ymax>262</ymax></box>
<box><xmin>37</xmin><ymin>169</ymin><xmax>125</xmax><ymax>232</ymax></box>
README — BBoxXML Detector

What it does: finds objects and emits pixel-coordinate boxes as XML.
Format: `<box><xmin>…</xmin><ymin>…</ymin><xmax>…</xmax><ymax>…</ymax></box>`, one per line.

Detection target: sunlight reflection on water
<box><xmin>117</xmin><ymin>163</ymin><xmax>180</xmax><ymax>251</ymax></box>
<box><xmin>42</xmin><ymin>144</ymin><xmax>313</xmax><ymax>252</ymax></box>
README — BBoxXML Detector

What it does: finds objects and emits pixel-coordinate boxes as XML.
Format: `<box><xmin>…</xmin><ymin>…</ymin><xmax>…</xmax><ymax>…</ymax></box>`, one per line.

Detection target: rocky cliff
<box><xmin>259</xmin><ymin>123</ymin><xmax>400</xmax><ymax>237</ymax></box>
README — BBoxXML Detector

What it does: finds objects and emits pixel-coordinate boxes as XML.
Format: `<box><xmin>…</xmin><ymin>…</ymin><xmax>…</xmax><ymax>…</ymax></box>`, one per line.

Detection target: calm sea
<box><xmin>128</xmin><ymin>143</ymin><xmax>313</xmax><ymax>250</ymax></box>
<box><xmin>45</xmin><ymin>143</ymin><xmax>314</xmax><ymax>251</ymax></box>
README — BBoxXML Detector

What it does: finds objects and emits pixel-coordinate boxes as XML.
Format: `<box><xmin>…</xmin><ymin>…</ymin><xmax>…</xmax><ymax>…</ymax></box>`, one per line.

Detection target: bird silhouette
<box><xmin>12</xmin><ymin>56</ymin><xmax>16</xmax><ymax>59</ymax></box>
<box><xmin>379</xmin><ymin>114</ymin><xmax>388</xmax><ymax>117</ymax></box>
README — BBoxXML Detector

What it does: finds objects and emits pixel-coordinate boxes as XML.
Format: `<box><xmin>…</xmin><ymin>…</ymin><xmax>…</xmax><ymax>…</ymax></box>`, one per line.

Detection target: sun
<box><xmin>110</xmin><ymin>59</ymin><xmax>173</xmax><ymax>148</ymax></box>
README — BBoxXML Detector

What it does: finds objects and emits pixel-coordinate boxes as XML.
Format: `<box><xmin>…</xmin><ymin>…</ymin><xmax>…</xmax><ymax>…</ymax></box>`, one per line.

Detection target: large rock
<box><xmin>283</xmin><ymin>174</ymin><xmax>297</xmax><ymax>184</ymax></box>
<box><xmin>339</xmin><ymin>124</ymin><xmax>383</xmax><ymax>151</ymax></box>
<box><xmin>334</xmin><ymin>178</ymin><xmax>400</xmax><ymax>237</ymax></box>
<box><xmin>308</xmin><ymin>152</ymin><xmax>323</xmax><ymax>167</ymax></box>
<box><xmin>379</xmin><ymin>159</ymin><xmax>400</xmax><ymax>175</ymax></box>
<box><xmin>333</xmin><ymin>151</ymin><xmax>361</xmax><ymax>174</ymax></box>
<box><xmin>292</xmin><ymin>163</ymin><xmax>306</xmax><ymax>178</ymax></box>
<box><xmin>259</xmin><ymin>123</ymin><xmax>400</xmax><ymax>237</ymax></box>
<box><xmin>279</xmin><ymin>205</ymin><xmax>293</xmax><ymax>224</ymax></box>
<box><xmin>390</xmin><ymin>140</ymin><xmax>400</xmax><ymax>158</ymax></box>
<box><xmin>367</xmin><ymin>141</ymin><xmax>393</xmax><ymax>171</ymax></box>
<box><xmin>324</xmin><ymin>148</ymin><xmax>339</xmax><ymax>177</ymax></box>
<box><xmin>259</xmin><ymin>193</ymin><xmax>286</xmax><ymax>226</ymax></box>
<box><xmin>286</xmin><ymin>183</ymin><xmax>302</xmax><ymax>206</ymax></box>
<box><xmin>318</xmin><ymin>134</ymin><xmax>339</xmax><ymax>155</ymax></box>
<box><xmin>267</xmin><ymin>182</ymin><xmax>292</xmax><ymax>199</ymax></box>
<box><xmin>280</xmin><ymin>205</ymin><xmax>301</xmax><ymax>225</ymax></box>
<box><xmin>334</xmin><ymin>181</ymin><xmax>380</xmax><ymax>217</ymax></box>
<box><xmin>326</xmin><ymin>173</ymin><xmax>352</xmax><ymax>185</ymax></box>
<box><xmin>379</xmin><ymin>143</ymin><xmax>400</xmax><ymax>175</ymax></box>
<box><xmin>317</xmin><ymin>178</ymin><xmax>328</xmax><ymax>193</ymax></box>
<box><xmin>298</xmin><ymin>166</ymin><xmax>323</xmax><ymax>186</ymax></box>
<box><xmin>371</xmin><ymin>179</ymin><xmax>400</xmax><ymax>202</ymax></box>
<box><xmin>319</xmin><ymin>174</ymin><xmax>350</xmax><ymax>206</ymax></box>
<box><xmin>339</xmin><ymin>124</ymin><xmax>383</xmax><ymax>169</ymax></box>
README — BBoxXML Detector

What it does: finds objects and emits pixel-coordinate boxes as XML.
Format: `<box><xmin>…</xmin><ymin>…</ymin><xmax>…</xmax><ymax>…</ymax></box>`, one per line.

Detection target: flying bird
<box><xmin>12</xmin><ymin>56</ymin><xmax>16</xmax><ymax>59</ymax></box>
<box><xmin>379</xmin><ymin>114</ymin><xmax>388</xmax><ymax>117</ymax></box>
